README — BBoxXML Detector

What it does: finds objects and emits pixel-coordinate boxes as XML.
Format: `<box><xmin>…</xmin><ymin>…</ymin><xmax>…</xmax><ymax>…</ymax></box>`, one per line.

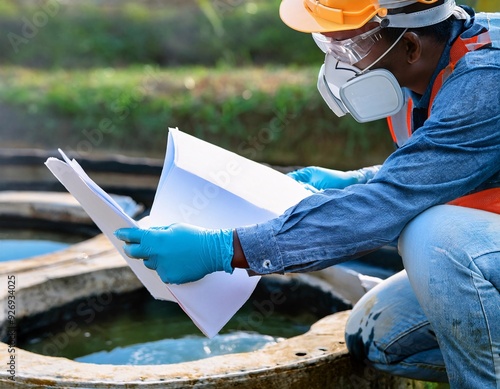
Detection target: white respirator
<box><xmin>317</xmin><ymin>55</ymin><xmax>404</xmax><ymax>122</ymax></box>
<box><xmin>315</xmin><ymin>28</ymin><xmax>408</xmax><ymax>122</ymax></box>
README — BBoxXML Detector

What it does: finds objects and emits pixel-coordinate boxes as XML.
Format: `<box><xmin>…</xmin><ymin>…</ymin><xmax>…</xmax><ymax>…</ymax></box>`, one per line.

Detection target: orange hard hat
<box><xmin>280</xmin><ymin>0</ymin><xmax>441</xmax><ymax>33</ymax></box>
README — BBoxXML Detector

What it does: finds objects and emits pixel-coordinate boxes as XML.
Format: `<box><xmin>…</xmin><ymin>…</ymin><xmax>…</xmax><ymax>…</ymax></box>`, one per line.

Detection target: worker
<box><xmin>115</xmin><ymin>0</ymin><xmax>500</xmax><ymax>386</ymax></box>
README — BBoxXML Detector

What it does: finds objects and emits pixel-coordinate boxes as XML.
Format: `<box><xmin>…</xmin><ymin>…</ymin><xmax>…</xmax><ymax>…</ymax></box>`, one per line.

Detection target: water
<box><xmin>18</xmin><ymin>287</ymin><xmax>321</xmax><ymax>365</ymax></box>
<box><xmin>75</xmin><ymin>332</ymin><xmax>281</xmax><ymax>365</ymax></box>
<box><xmin>0</xmin><ymin>229</ymin><xmax>88</xmax><ymax>262</ymax></box>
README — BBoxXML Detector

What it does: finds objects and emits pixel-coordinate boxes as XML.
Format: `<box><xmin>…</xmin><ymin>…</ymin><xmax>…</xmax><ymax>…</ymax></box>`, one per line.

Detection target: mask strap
<box><xmin>382</xmin><ymin>0</ymin><xmax>457</xmax><ymax>28</ymax></box>
<box><xmin>359</xmin><ymin>28</ymin><xmax>408</xmax><ymax>74</ymax></box>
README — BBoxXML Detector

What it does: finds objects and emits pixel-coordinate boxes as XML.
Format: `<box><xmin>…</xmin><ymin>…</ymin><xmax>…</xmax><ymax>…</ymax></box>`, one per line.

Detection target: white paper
<box><xmin>44</xmin><ymin>158</ymin><xmax>178</xmax><ymax>303</ymax></box>
<box><xmin>45</xmin><ymin>128</ymin><xmax>311</xmax><ymax>337</ymax></box>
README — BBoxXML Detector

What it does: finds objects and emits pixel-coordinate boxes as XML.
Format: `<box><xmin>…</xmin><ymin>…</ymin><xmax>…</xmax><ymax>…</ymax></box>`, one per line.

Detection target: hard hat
<box><xmin>280</xmin><ymin>0</ymin><xmax>457</xmax><ymax>33</ymax></box>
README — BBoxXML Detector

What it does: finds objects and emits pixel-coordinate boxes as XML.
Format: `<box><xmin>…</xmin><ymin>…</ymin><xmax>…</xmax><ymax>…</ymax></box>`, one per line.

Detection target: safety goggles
<box><xmin>312</xmin><ymin>24</ymin><xmax>383</xmax><ymax>65</ymax></box>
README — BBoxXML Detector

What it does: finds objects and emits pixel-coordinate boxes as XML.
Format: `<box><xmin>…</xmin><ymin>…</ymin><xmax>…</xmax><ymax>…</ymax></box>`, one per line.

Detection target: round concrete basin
<box><xmin>0</xmin><ymin>191</ymin><xmax>419</xmax><ymax>388</ymax></box>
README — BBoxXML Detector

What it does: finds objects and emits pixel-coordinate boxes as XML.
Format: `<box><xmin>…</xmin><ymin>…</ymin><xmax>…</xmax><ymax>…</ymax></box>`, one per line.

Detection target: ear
<box><xmin>402</xmin><ymin>31</ymin><xmax>422</xmax><ymax>64</ymax></box>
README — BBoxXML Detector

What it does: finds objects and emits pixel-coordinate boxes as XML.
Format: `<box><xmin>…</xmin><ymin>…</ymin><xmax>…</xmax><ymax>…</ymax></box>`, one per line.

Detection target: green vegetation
<box><xmin>0</xmin><ymin>0</ymin><xmax>488</xmax><ymax>167</ymax></box>
<box><xmin>0</xmin><ymin>0</ymin><xmax>322</xmax><ymax>68</ymax></box>
<box><xmin>0</xmin><ymin>65</ymin><xmax>393</xmax><ymax>168</ymax></box>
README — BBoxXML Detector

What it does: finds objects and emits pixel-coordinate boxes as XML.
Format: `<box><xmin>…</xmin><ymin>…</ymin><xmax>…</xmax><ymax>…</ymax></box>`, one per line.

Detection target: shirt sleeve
<box><xmin>236</xmin><ymin>59</ymin><xmax>500</xmax><ymax>275</ymax></box>
<box><xmin>356</xmin><ymin>165</ymin><xmax>382</xmax><ymax>184</ymax></box>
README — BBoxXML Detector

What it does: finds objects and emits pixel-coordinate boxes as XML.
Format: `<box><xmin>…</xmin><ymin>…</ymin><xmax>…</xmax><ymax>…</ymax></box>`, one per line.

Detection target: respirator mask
<box><xmin>314</xmin><ymin>26</ymin><xmax>407</xmax><ymax>123</ymax></box>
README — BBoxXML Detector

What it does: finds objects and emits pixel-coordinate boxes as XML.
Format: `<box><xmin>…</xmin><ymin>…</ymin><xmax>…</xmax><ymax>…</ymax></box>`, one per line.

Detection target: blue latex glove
<box><xmin>114</xmin><ymin>223</ymin><xmax>234</xmax><ymax>284</ymax></box>
<box><xmin>287</xmin><ymin>166</ymin><xmax>363</xmax><ymax>190</ymax></box>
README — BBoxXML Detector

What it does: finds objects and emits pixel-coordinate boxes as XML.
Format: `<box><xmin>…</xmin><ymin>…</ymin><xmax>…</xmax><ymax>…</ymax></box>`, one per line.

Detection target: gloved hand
<box><xmin>287</xmin><ymin>166</ymin><xmax>363</xmax><ymax>190</ymax></box>
<box><xmin>114</xmin><ymin>223</ymin><xmax>234</xmax><ymax>284</ymax></box>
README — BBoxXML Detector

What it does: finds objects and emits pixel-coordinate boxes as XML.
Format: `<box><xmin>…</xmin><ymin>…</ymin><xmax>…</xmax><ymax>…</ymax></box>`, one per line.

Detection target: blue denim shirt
<box><xmin>236</xmin><ymin>10</ymin><xmax>500</xmax><ymax>275</ymax></box>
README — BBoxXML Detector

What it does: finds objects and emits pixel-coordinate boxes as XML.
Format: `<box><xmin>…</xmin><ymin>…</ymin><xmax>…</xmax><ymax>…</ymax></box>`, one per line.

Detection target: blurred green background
<box><xmin>0</xmin><ymin>0</ymin><xmax>495</xmax><ymax>168</ymax></box>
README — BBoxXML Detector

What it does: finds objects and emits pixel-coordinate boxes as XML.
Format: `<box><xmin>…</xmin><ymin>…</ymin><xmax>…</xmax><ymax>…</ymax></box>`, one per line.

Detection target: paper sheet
<box><xmin>45</xmin><ymin>127</ymin><xmax>311</xmax><ymax>337</ymax></box>
<box><xmin>44</xmin><ymin>157</ymin><xmax>178</xmax><ymax>303</ymax></box>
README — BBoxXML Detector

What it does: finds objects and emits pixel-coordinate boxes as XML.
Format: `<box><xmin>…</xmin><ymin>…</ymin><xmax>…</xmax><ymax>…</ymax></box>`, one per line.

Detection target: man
<box><xmin>115</xmin><ymin>0</ymin><xmax>500</xmax><ymax>386</ymax></box>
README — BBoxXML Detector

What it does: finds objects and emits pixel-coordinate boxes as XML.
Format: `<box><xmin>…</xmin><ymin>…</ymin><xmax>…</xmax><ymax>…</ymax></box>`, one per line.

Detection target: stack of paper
<box><xmin>45</xmin><ymin>128</ymin><xmax>311</xmax><ymax>337</ymax></box>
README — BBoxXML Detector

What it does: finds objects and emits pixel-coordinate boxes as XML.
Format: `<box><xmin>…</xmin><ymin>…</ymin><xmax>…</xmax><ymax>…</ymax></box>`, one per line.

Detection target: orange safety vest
<box><xmin>387</xmin><ymin>29</ymin><xmax>499</xmax><ymax>214</ymax></box>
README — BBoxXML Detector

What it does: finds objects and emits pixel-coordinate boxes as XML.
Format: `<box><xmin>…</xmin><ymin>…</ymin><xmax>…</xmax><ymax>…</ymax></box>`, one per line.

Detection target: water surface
<box><xmin>18</xmin><ymin>287</ymin><xmax>320</xmax><ymax>365</ymax></box>
<box><xmin>0</xmin><ymin>229</ymin><xmax>88</xmax><ymax>262</ymax></box>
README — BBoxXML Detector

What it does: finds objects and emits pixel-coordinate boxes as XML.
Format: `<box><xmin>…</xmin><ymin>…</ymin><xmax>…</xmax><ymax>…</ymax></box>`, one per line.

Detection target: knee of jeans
<box><xmin>399</xmin><ymin>206</ymin><xmax>450</xmax><ymax>258</ymax></box>
<box><xmin>345</xmin><ymin>311</ymin><xmax>392</xmax><ymax>368</ymax></box>
<box><xmin>345</xmin><ymin>271</ymin><xmax>415</xmax><ymax>366</ymax></box>
<box><xmin>398</xmin><ymin>205</ymin><xmax>500</xmax><ymax>307</ymax></box>
<box><xmin>345</xmin><ymin>295</ymin><xmax>385</xmax><ymax>365</ymax></box>
<box><xmin>399</xmin><ymin>205</ymin><xmax>496</xmax><ymax>266</ymax></box>
<box><xmin>345</xmin><ymin>316</ymin><xmax>374</xmax><ymax>363</ymax></box>
<box><xmin>398</xmin><ymin>206</ymin><xmax>467</xmax><ymax>275</ymax></box>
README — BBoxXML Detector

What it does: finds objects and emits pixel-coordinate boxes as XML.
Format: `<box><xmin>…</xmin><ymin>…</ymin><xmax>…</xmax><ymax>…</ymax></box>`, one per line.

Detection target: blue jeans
<box><xmin>345</xmin><ymin>205</ymin><xmax>500</xmax><ymax>388</ymax></box>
